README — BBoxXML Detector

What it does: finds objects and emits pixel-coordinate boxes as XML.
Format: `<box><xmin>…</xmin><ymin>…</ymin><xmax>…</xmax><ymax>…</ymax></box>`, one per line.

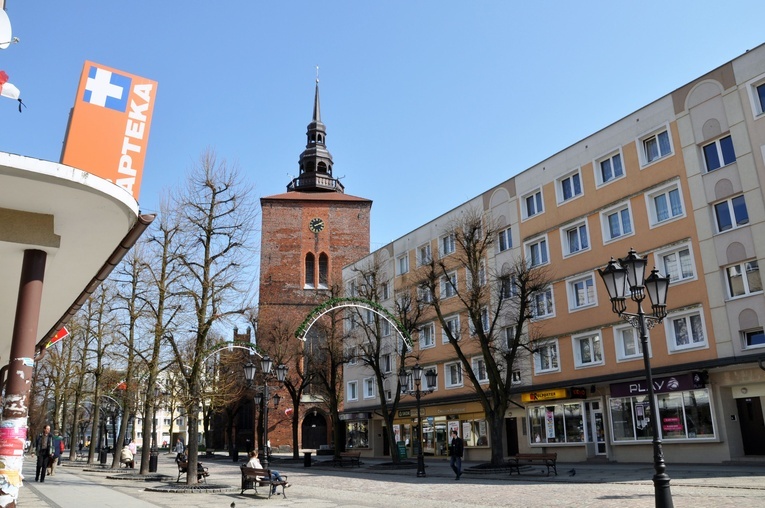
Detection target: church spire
<box><xmin>287</xmin><ymin>71</ymin><xmax>344</xmax><ymax>193</ymax></box>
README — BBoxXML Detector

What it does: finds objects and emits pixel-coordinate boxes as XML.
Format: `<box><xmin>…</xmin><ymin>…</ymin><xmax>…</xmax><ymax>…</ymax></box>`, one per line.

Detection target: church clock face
<box><xmin>308</xmin><ymin>217</ymin><xmax>325</xmax><ymax>233</ymax></box>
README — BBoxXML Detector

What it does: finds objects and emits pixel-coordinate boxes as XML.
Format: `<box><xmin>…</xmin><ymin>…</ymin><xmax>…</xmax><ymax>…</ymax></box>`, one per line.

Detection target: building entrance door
<box><xmin>586</xmin><ymin>400</ymin><xmax>606</xmax><ymax>456</ymax></box>
<box><xmin>737</xmin><ymin>397</ymin><xmax>765</xmax><ymax>455</ymax></box>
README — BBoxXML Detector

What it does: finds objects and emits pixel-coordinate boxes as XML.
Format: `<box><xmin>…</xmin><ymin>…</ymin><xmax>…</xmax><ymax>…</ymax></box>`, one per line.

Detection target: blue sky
<box><xmin>2</xmin><ymin>1</ymin><xmax>765</xmax><ymax>251</ymax></box>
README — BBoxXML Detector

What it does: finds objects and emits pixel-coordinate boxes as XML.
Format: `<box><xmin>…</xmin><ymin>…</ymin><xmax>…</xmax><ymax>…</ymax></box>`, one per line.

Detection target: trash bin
<box><xmin>149</xmin><ymin>451</ymin><xmax>158</xmax><ymax>473</ymax></box>
<box><xmin>303</xmin><ymin>451</ymin><xmax>312</xmax><ymax>467</ymax></box>
<box><xmin>99</xmin><ymin>449</ymin><xmax>108</xmax><ymax>465</ymax></box>
<box><xmin>232</xmin><ymin>449</ymin><xmax>239</xmax><ymax>462</ymax></box>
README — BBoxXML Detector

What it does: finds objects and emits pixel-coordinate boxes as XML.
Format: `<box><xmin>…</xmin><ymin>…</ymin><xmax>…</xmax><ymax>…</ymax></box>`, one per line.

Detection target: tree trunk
<box><xmin>489</xmin><ymin>410</ymin><xmax>506</xmax><ymax>466</ymax></box>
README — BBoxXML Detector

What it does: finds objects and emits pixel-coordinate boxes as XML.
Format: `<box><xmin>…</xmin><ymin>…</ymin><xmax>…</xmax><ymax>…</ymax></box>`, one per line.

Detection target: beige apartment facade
<box><xmin>341</xmin><ymin>43</ymin><xmax>765</xmax><ymax>465</ymax></box>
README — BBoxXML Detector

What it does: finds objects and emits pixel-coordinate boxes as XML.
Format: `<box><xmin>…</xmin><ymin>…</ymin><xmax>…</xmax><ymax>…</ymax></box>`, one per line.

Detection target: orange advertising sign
<box><xmin>61</xmin><ymin>61</ymin><xmax>157</xmax><ymax>200</ymax></box>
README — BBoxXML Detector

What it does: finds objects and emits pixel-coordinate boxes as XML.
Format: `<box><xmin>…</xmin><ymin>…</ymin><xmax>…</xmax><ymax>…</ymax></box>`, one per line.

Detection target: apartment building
<box><xmin>340</xmin><ymin>43</ymin><xmax>765</xmax><ymax>464</ymax></box>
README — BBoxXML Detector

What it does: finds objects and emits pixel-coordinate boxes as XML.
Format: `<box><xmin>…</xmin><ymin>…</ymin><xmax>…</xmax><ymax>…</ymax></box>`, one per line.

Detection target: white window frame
<box><xmin>381</xmin><ymin>319</ymin><xmax>391</xmax><ymax>337</ymax></box>
<box><xmin>381</xmin><ymin>353</ymin><xmax>392</xmax><ymax>373</ymax></box>
<box><xmin>746</xmin><ymin>75</ymin><xmax>765</xmax><ymax>118</ymax></box>
<box><xmin>561</xmin><ymin>220</ymin><xmax>590</xmax><ymax>257</ymax></box>
<box><xmin>363</xmin><ymin>377</ymin><xmax>375</xmax><ymax>399</ymax></box>
<box><xmin>417</xmin><ymin>284</ymin><xmax>433</xmax><ymax>304</ymax></box>
<box><xmin>654</xmin><ymin>243</ymin><xmax>696</xmax><ymax>285</ymax></box>
<box><xmin>613</xmin><ymin>324</ymin><xmax>649</xmax><ymax>363</ymax></box>
<box><xmin>397</xmin><ymin>254</ymin><xmax>409</xmax><ymax>275</ymax></box>
<box><xmin>524</xmin><ymin>235</ymin><xmax>549</xmax><ymax>267</ymax></box>
<box><xmin>471</xmin><ymin>356</ymin><xmax>489</xmax><ymax>384</ymax></box>
<box><xmin>440</xmin><ymin>271</ymin><xmax>458</xmax><ymax>298</ymax></box>
<box><xmin>665</xmin><ymin>309</ymin><xmax>708</xmax><ymax>353</ymax></box>
<box><xmin>531</xmin><ymin>287</ymin><xmax>555</xmax><ymax>320</ymax></box>
<box><xmin>512</xmin><ymin>370</ymin><xmax>522</xmax><ymax>383</ymax></box>
<box><xmin>381</xmin><ymin>281</ymin><xmax>390</xmax><ymax>300</ymax></box>
<box><xmin>497</xmin><ymin>227</ymin><xmax>512</xmax><ymax>252</ymax></box>
<box><xmin>417</xmin><ymin>243</ymin><xmax>432</xmax><ymax>266</ymax></box>
<box><xmin>713</xmin><ymin>194</ymin><xmax>749</xmax><ymax>233</ymax></box>
<box><xmin>638</xmin><ymin>125</ymin><xmax>673</xmax><ymax>167</ymax></box>
<box><xmin>742</xmin><ymin>328</ymin><xmax>765</xmax><ymax>350</ymax></box>
<box><xmin>595</xmin><ymin>149</ymin><xmax>625</xmax><ymax>186</ymax></box>
<box><xmin>601</xmin><ymin>202</ymin><xmax>634</xmax><ymax>243</ymax></box>
<box><xmin>444</xmin><ymin>361</ymin><xmax>463</xmax><ymax>388</ymax></box>
<box><xmin>442</xmin><ymin>315</ymin><xmax>460</xmax><ymax>343</ymax></box>
<box><xmin>572</xmin><ymin>332</ymin><xmax>604</xmax><ymax>368</ymax></box>
<box><xmin>534</xmin><ymin>340</ymin><xmax>560</xmax><ymax>374</ymax></box>
<box><xmin>347</xmin><ymin>380</ymin><xmax>358</xmax><ymax>401</ymax></box>
<box><xmin>646</xmin><ymin>182</ymin><xmax>685</xmax><ymax>227</ymax></box>
<box><xmin>441</xmin><ymin>233</ymin><xmax>456</xmax><ymax>256</ymax></box>
<box><xmin>725</xmin><ymin>260</ymin><xmax>762</xmax><ymax>299</ymax></box>
<box><xmin>419</xmin><ymin>322</ymin><xmax>435</xmax><ymax>349</ymax></box>
<box><xmin>567</xmin><ymin>274</ymin><xmax>597</xmax><ymax>311</ymax></box>
<box><xmin>557</xmin><ymin>169</ymin><xmax>583</xmax><ymax>204</ymax></box>
<box><xmin>522</xmin><ymin>188</ymin><xmax>544</xmax><ymax>220</ymax></box>
<box><xmin>702</xmin><ymin>134</ymin><xmax>736</xmax><ymax>172</ymax></box>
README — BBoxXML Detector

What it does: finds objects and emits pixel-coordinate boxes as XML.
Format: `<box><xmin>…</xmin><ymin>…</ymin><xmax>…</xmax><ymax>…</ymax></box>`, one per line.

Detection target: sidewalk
<box><xmin>15</xmin><ymin>451</ymin><xmax>765</xmax><ymax>508</ymax></box>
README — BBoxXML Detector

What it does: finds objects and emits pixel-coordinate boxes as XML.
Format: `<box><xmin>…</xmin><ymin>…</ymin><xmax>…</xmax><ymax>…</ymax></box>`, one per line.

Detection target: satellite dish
<box><xmin>0</xmin><ymin>10</ymin><xmax>11</xmax><ymax>50</ymax></box>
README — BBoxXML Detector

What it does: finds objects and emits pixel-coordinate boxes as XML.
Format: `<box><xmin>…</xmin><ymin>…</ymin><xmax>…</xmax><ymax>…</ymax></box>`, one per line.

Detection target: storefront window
<box><xmin>345</xmin><ymin>420</ymin><xmax>369</xmax><ymax>448</ymax></box>
<box><xmin>609</xmin><ymin>389</ymin><xmax>714</xmax><ymax>442</ymax></box>
<box><xmin>461</xmin><ymin>419</ymin><xmax>489</xmax><ymax>447</ymax></box>
<box><xmin>528</xmin><ymin>402</ymin><xmax>584</xmax><ymax>444</ymax></box>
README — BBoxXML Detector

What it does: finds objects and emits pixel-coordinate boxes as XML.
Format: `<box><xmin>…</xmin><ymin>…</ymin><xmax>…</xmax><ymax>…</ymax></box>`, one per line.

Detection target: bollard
<box><xmin>304</xmin><ymin>451</ymin><xmax>312</xmax><ymax>467</ymax></box>
<box><xmin>149</xmin><ymin>452</ymin><xmax>158</xmax><ymax>473</ymax></box>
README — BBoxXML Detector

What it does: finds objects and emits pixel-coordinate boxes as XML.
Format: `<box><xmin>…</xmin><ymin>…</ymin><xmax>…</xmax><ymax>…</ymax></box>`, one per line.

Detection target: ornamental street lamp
<box><xmin>599</xmin><ymin>248</ymin><xmax>672</xmax><ymax>508</ymax></box>
<box><xmin>244</xmin><ymin>356</ymin><xmax>287</xmax><ymax>469</ymax></box>
<box><xmin>399</xmin><ymin>363</ymin><xmax>437</xmax><ymax>478</ymax></box>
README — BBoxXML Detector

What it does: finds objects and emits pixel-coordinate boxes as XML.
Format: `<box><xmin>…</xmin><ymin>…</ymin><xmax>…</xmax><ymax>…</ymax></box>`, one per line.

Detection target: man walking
<box><xmin>449</xmin><ymin>429</ymin><xmax>464</xmax><ymax>480</ymax></box>
<box><xmin>35</xmin><ymin>425</ymin><xmax>53</xmax><ymax>482</ymax></box>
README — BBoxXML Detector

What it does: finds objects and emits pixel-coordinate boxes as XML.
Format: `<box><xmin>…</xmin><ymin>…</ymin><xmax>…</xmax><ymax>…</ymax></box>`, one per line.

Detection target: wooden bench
<box><xmin>509</xmin><ymin>452</ymin><xmax>557</xmax><ymax>476</ymax></box>
<box><xmin>74</xmin><ymin>449</ymin><xmax>87</xmax><ymax>462</ymax></box>
<box><xmin>336</xmin><ymin>451</ymin><xmax>361</xmax><ymax>467</ymax></box>
<box><xmin>240</xmin><ymin>466</ymin><xmax>289</xmax><ymax>498</ymax></box>
<box><xmin>176</xmin><ymin>458</ymin><xmax>209</xmax><ymax>483</ymax></box>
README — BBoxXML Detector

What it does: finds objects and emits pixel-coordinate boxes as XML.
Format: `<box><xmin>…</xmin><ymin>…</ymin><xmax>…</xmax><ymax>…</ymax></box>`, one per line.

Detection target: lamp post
<box><xmin>243</xmin><ymin>356</ymin><xmax>288</xmax><ymax>469</ymax></box>
<box><xmin>399</xmin><ymin>363</ymin><xmax>437</xmax><ymax>477</ymax></box>
<box><xmin>599</xmin><ymin>248</ymin><xmax>672</xmax><ymax>508</ymax></box>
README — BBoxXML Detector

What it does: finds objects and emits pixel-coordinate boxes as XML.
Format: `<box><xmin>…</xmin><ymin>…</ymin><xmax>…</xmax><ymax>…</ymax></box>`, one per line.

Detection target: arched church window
<box><xmin>305</xmin><ymin>252</ymin><xmax>316</xmax><ymax>288</ymax></box>
<box><xmin>319</xmin><ymin>253</ymin><xmax>329</xmax><ymax>288</ymax></box>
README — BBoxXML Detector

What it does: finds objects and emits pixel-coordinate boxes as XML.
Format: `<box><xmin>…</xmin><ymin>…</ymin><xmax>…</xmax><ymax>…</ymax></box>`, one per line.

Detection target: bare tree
<box><xmin>165</xmin><ymin>149</ymin><xmax>257</xmax><ymax>483</ymax></box>
<box><xmin>421</xmin><ymin>208</ymin><xmax>551</xmax><ymax>466</ymax></box>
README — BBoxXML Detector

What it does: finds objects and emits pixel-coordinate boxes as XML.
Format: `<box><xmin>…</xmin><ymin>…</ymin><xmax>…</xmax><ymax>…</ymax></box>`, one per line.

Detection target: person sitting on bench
<box><xmin>246</xmin><ymin>450</ymin><xmax>290</xmax><ymax>495</ymax></box>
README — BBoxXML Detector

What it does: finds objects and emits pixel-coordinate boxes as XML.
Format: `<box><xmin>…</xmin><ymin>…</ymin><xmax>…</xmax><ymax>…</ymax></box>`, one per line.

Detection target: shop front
<box><xmin>339</xmin><ymin>412</ymin><xmax>372</xmax><ymax>453</ymax></box>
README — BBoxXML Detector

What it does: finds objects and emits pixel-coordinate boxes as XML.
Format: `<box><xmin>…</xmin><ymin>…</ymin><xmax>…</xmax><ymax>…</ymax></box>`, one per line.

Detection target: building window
<box><xmin>525</xmin><ymin>236</ymin><xmax>549</xmax><ymax>267</ymax></box>
<box><xmin>743</xmin><ymin>329</ymin><xmax>765</xmax><ymax>349</ymax></box>
<box><xmin>641</xmin><ymin>128</ymin><xmax>672</xmax><ymax>165</ymax></box>
<box><xmin>726</xmin><ymin>260</ymin><xmax>762</xmax><ymax>298</ymax></box>
<box><xmin>647</xmin><ymin>184</ymin><xmax>684</xmax><ymax>225</ymax></box>
<box><xmin>381</xmin><ymin>319</ymin><xmax>391</xmax><ymax>337</ymax></box>
<box><xmin>573</xmin><ymin>333</ymin><xmax>603</xmax><ymax>368</ymax></box>
<box><xmin>345</xmin><ymin>420</ymin><xmax>369</xmax><ymax>448</ymax></box>
<box><xmin>347</xmin><ymin>345</ymin><xmax>358</xmax><ymax>365</ymax></box>
<box><xmin>714</xmin><ymin>194</ymin><xmax>749</xmax><ymax>232</ymax></box>
<box><xmin>304</xmin><ymin>252</ymin><xmax>315</xmax><ymax>288</ymax></box>
<box><xmin>610</xmin><ymin>389</ymin><xmax>714</xmax><ymax>442</ymax></box>
<box><xmin>445</xmin><ymin>362</ymin><xmax>463</xmax><ymax>388</ymax></box>
<box><xmin>419</xmin><ymin>322</ymin><xmax>435</xmax><ymax>349</ymax></box>
<box><xmin>602</xmin><ymin>204</ymin><xmax>633</xmax><ymax>241</ymax></box>
<box><xmin>498</xmin><ymin>227</ymin><xmax>512</xmax><ymax>252</ymax></box>
<box><xmin>657</xmin><ymin>245</ymin><xmax>694</xmax><ymax>283</ymax></box>
<box><xmin>523</xmin><ymin>189</ymin><xmax>544</xmax><ymax>219</ymax></box>
<box><xmin>568</xmin><ymin>275</ymin><xmax>596</xmax><ymax>310</ymax></box>
<box><xmin>442</xmin><ymin>315</ymin><xmax>460</xmax><ymax>343</ymax></box>
<box><xmin>440</xmin><ymin>271</ymin><xmax>458</xmax><ymax>298</ymax></box>
<box><xmin>363</xmin><ymin>377</ymin><xmax>375</xmax><ymax>399</ymax></box>
<box><xmin>558</xmin><ymin>170</ymin><xmax>582</xmax><ymax>202</ymax></box>
<box><xmin>752</xmin><ymin>81</ymin><xmax>765</xmax><ymax>116</ymax></box>
<box><xmin>417</xmin><ymin>284</ymin><xmax>433</xmax><ymax>304</ymax></box>
<box><xmin>666</xmin><ymin>310</ymin><xmax>707</xmax><ymax>352</ymax></box>
<box><xmin>563</xmin><ymin>222</ymin><xmax>589</xmax><ymax>256</ymax></box>
<box><xmin>613</xmin><ymin>325</ymin><xmax>646</xmax><ymax>362</ymax></box>
<box><xmin>472</xmin><ymin>357</ymin><xmax>489</xmax><ymax>383</ymax></box>
<box><xmin>397</xmin><ymin>254</ymin><xmax>409</xmax><ymax>275</ymax></box>
<box><xmin>470</xmin><ymin>307</ymin><xmax>490</xmax><ymax>335</ymax></box>
<box><xmin>511</xmin><ymin>370</ymin><xmax>522</xmax><ymax>383</ymax></box>
<box><xmin>532</xmin><ymin>287</ymin><xmax>554</xmax><ymax>319</ymax></box>
<box><xmin>381</xmin><ymin>281</ymin><xmax>390</xmax><ymax>300</ymax></box>
<box><xmin>534</xmin><ymin>340</ymin><xmax>559</xmax><ymax>373</ymax></box>
<box><xmin>703</xmin><ymin>135</ymin><xmax>736</xmax><ymax>171</ymax></box>
<box><xmin>417</xmin><ymin>243</ymin><xmax>432</xmax><ymax>266</ymax></box>
<box><xmin>528</xmin><ymin>402</ymin><xmax>584</xmax><ymax>444</ymax></box>
<box><xmin>318</xmin><ymin>253</ymin><xmax>328</xmax><ymax>288</ymax></box>
<box><xmin>597</xmin><ymin>151</ymin><xmax>624</xmax><ymax>185</ymax></box>
<box><xmin>347</xmin><ymin>381</ymin><xmax>358</xmax><ymax>401</ymax></box>
<box><xmin>441</xmin><ymin>234</ymin><xmax>456</xmax><ymax>255</ymax></box>
<box><xmin>499</xmin><ymin>274</ymin><xmax>518</xmax><ymax>299</ymax></box>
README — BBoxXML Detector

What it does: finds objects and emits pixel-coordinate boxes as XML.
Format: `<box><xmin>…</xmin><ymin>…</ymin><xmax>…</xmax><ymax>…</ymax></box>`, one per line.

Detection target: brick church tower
<box><xmin>257</xmin><ymin>79</ymin><xmax>371</xmax><ymax>451</ymax></box>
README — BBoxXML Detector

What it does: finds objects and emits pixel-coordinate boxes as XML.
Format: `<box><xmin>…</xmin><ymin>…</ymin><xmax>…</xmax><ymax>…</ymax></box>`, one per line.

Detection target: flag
<box><xmin>46</xmin><ymin>327</ymin><xmax>69</xmax><ymax>348</ymax></box>
<box><xmin>0</xmin><ymin>70</ymin><xmax>24</xmax><ymax>112</ymax></box>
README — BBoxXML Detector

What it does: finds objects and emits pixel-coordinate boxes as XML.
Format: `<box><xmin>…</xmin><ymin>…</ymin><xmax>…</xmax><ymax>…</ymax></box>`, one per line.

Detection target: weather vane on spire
<box><xmin>316</xmin><ymin>65</ymin><xmax>319</xmax><ymax>84</ymax></box>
